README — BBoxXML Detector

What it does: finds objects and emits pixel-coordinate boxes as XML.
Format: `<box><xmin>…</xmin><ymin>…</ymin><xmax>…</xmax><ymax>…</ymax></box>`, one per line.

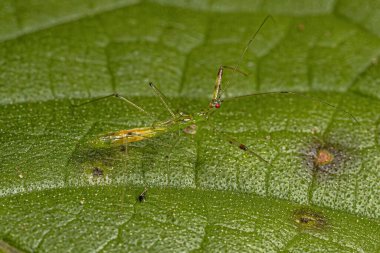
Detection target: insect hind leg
<box><xmin>227</xmin><ymin>136</ymin><xmax>269</xmax><ymax>164</ymax></box>
<box><xmin>212</xmin><ymin>127</ymin><xmax>269</xmax><ymax>164</ymax></box>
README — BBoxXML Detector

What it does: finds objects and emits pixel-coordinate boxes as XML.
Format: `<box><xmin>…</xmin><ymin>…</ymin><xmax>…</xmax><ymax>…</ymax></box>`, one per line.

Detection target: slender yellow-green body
<box><xmin>94</xmin><ymin>111</ymin><xmax>207</xmax><ymax>147</ymax></box>
<box><xmin>99</xmin><ymin>127</ymin><xmax>167</xmax><ymax>145</ymax></box>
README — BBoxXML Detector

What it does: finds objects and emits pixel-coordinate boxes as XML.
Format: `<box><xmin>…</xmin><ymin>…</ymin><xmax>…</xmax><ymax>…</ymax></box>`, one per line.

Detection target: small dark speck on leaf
<box><xmin>293</xmin><ymin>208</ymin><xmax>327</xmax><ymax>230</ymax></box>
<box><xmin>138</xmin><ymin>188</ymin><xmax>148</xmax><ymax>203</ymax></box>
<box><xmin>92</xmin><ymin>167</ymin><xmax>103</xmax><ymax>177</ymax></box>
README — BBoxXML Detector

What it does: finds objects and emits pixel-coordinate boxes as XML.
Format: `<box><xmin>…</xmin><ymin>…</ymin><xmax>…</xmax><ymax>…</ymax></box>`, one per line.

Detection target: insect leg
<box><xmin>149</xmin><ymin>82</ymin><xmax>176</xmax><ymax>118</ymax></box>
<box><xmin>209</xmin><ymin>66</ymin><xmax>248</xmax><ymax>109</ymax></box>
<box><xmin>213</xmin><ymin>127</ymin><xmax>269</xmax><ymax>164</ymax></box>
<box><xmin>226</xmin><ymin>136</ymin><xmax>269</xmax><ymax>164</ymax></box>
<box><xmin>216</xmin><ymin>15</ymin><xmax>275</xmax><ymax>105</ymax></box>
<box><xmin>74</xmin><ymin>93</ymin><xmax>154</xmax><ymax>118</ymax></box>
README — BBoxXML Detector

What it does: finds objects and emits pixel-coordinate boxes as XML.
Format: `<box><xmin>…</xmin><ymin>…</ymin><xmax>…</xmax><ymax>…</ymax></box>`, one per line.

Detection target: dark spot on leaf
<box><xmin>239</xmin><ymin>144</ymin><xmax>248</xmax><ymax>151</ymax></box>
<box><xmin>304</xmin><ymin>140</ymin><xmax>352</xmax><ymax>177</ymax></box>
<box><xmin>71</xmin><ymin>145</ymin><xmax>121</xmax><ymax>167</ymax></box>
<box><xmin>92</xmin><ymin>167</ymin><xmax>103</xmax><ymax>177</ymax></box>
<box><xmin>138</xmin><ymin>195</ymin><xmax>145</xmax><ymax>202</ymax></box>
<box><xmin>70</xmin><ymin>138</ymin><xmax>129</xmax><ymax>177</ymax></box>
<box><xmin>137</xmin><ymin>188</ymin><xmax>147</xmax><ymax>203</ymax></box>
<box><xmin>120</xmin><ymin>145</ymin><xmax>126</xmax><ymax>152</ymax></box>
<box><xmin>293</xmin><ymin>208</ymin><xmax>326</xmax><ymax>230</ymax></box>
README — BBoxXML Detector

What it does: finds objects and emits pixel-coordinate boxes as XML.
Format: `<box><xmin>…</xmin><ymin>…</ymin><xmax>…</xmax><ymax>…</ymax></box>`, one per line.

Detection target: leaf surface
<box><xmin>1</xmin><ymin>1</ymin><xmax>380</xmax><ymax>252</ymax></box>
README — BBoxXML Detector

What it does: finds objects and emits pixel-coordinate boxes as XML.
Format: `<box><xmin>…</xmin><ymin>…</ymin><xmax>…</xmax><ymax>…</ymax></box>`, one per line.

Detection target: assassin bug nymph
<box><xmin>77</xmin><ymin>16</ymin><xmax>357</xmax><ymax>164</ymax></box>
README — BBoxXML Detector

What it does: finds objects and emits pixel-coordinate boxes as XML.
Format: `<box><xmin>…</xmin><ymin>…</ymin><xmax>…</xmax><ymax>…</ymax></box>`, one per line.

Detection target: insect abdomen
<box><xmin>99</xmin><ymin>127</ymin><xmax>166</xmax><ymax>145</ymax></box>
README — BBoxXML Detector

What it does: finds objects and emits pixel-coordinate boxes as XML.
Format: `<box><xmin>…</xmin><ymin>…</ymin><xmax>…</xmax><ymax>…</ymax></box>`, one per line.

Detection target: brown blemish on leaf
<box><xmin>293</xmin><ymin>208</ymin><xmax>327</xmax><ymax>230</ymax></box>
<box><xmin>304</xmin><ymin>140</ymin><xmax>351</xmax><ymax>176</ymax></box>
<box><xmin>315</xmin><ymin>149</ymin><xmax>334</xmax><ymax>166</ymax></box>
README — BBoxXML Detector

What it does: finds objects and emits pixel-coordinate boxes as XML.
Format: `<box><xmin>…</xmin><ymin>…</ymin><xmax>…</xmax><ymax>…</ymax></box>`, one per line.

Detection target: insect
<box><xmin>77</xmin><ymin>16</ymin><xmax>357</xmax><ymax>164</ymax></box>
<box><xmin>77</xmin><ymin>16</ymin><xmax>275</xmax><ymax>163</ymax></box>
<box><xmin>137</xmin><ymin>187</ymin><xmax>148</xmax><ymax>202</ymax></box>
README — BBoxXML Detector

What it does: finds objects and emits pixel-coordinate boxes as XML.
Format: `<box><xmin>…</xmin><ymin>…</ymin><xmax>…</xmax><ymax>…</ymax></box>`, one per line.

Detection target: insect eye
<box><xmin>215</xmin><ymin>103</ymin><xmax>221</xmax><ymax>109</ymax></box>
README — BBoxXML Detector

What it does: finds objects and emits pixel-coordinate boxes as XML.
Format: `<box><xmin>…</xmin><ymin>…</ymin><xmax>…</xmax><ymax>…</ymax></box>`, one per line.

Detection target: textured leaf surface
<box><xmin>1</xmin><ymin>1</ymin><xmax>380</xmax><ymax>252</ymax></box>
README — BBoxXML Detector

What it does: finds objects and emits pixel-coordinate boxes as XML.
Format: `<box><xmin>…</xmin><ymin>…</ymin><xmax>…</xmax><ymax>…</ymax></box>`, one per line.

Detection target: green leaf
<box><xmin>1</xmin><ymin>1</ymin><xmax>380</xmax><ymax>252</ymax></box>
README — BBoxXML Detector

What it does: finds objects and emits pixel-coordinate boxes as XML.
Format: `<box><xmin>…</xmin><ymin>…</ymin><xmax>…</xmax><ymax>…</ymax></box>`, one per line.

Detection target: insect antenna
<box><xmin>223</xmin><ymin>91</ymin><xmax>359</xmax><ymax>123</ymax></box>
<box><xmin>149</xmin><ymin>82</ymin><xmax>176</xmax><ymax>118</ymax></box>
<box><xmin>218</xmin><ymin>16</ymin><xmax>358</xmax><ymax>124</ymax></box>
<box><xmin>221</xmin><ymin>15</ymin><xmax>275</xmax><ymax>98</ymax></box>
<box><xmin>222</xmin><ymin>66</ymin><xmax>248</xmax><ymax>76</ymax></box>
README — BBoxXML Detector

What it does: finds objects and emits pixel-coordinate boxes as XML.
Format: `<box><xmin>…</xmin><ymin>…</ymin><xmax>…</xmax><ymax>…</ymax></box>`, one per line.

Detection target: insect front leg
<box><xmin>209</xmin><ymin>65</ymin><xmax>248</xmax><ymax>109</ymax></box>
